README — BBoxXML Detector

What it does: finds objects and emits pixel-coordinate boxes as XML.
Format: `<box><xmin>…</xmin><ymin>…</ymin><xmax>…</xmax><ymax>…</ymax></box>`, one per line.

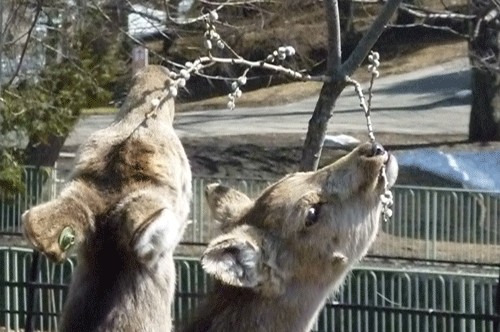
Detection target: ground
<box><xmin>182</xmin><ymin>132</ymin><xmax>500</xmax><ymax>187</ymax></box>
<box><xmin>178</xmin><ymin>39</ymin><xmax>500</xmax><ymax>185</ymax></box>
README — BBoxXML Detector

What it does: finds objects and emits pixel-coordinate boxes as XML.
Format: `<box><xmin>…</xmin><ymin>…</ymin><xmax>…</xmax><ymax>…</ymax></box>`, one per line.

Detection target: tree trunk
<box><xmin>24</xmin><ymin>135</ymin><xmax>66</xmax><ymax>167</ymax></box>
<box><xmin>468</xmin><ymin>0</ymin><xmax>500</xmax><ymax>141</ymax></box>
<box><xmin>300</xmin><ymin>81</ymin><xmax>346</xmax><ymax>171</ymax></box>
<box><xmin>469</xmin><ymin>67</ymin><xmax>500</xmax><ymax>141</ymax></box>
<box><xmin>300</xmin><ymin>0</ymin><xmax>403</xmax><ymax>171</ymax></box>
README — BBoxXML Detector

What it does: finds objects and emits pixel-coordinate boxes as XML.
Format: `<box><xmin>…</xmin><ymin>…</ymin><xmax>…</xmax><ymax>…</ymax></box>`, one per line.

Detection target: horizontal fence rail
<box><xmin>379</xmin><ymin>186</ymin><xmax>500</xmax><ymax>264</ymax></box>
<box><xmin>0</xmin><ymin>247</ymin><xmax>497</xmax><ymax>332</ymax></box>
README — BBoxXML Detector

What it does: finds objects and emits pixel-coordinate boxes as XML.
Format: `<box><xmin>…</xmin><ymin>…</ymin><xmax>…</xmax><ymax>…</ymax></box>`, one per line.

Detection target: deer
<box><xmin>22</xmin><ymin>65</ymin><xmax>191</xmax><ymax>332</ymax></box>
<box><xmin>183</xmin><ymin>141</ymin><xmax>398</xmax><ymax>332</ymax></box>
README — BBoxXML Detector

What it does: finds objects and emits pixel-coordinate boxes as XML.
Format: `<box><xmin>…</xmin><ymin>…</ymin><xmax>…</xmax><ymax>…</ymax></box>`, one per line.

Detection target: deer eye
<box><xmin>305</xmin><ymin>204</ymin><xmax>322</xmax><ymax>227</ymax></box>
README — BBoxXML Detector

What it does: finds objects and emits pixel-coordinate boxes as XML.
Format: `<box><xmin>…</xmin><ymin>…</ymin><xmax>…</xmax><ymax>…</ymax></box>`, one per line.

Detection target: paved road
<box><xmin>65</xmin><ymin>58</ymin><xmax>471</xmax><ymax>146</ymax></box>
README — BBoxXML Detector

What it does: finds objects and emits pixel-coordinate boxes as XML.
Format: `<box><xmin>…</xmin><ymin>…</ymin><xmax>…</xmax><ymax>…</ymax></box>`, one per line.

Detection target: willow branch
<box><xmin>197</xmin><ymin>55</ymin><xmax>328</xmax><ymax>82</ymax></box>
<box><xmin>341</xmin><ymin>0</ymin><xmax>403</xmax><ymax>75</ymax></box>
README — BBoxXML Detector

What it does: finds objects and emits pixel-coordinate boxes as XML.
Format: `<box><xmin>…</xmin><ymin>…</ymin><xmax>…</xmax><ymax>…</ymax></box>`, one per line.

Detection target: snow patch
<box><xmin>395</xmin><ymin>149</ymin><xmax>500</xmax><ymax>191</ymax></box>
<box><xmin>323</xmin><ymin>134</ymin><xmax>360</xmax><ymax>149</ymax></box>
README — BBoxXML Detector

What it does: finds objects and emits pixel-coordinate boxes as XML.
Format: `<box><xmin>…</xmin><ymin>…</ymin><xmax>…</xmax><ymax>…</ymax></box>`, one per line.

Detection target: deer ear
<box><xmin>201</xmin><ymin>227</ymin><xmax>262</xmax><ymax>288</ymax></box>
<box><xmin>204</xmin><ymin>183</ymin><xmax>252</xmax><ymax>229</ymax></box>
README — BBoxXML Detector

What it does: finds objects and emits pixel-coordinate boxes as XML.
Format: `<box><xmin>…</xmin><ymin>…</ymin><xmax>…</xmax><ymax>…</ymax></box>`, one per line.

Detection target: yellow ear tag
<box><xmin>58</xmin><ymin>226</ymin><xmax>75</xmax><ymax>252</ymax></box>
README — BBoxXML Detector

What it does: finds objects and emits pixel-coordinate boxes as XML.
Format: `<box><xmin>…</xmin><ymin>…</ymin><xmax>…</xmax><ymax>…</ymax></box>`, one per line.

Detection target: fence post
<box><xmin>131</xmin><ymin>46</ymin><xmax>148</xmax><ymax>75</ymax></box>
<box><xmin>495</xmin><ymin>266</ymin><xmax>500</xmax><ymax>332</ymax></box>
<box><xmin>25</xmin><ymin>251</ymin><xmax>41</xmax><ymax>332</ymax></box>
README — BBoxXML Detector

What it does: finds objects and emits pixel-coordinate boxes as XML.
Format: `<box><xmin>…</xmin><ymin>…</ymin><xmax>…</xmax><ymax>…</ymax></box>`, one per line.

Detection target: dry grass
<box><xmin>372</xmin><ymin>232</ymin><xmax>500</xmax><ymax>264</ymax></box>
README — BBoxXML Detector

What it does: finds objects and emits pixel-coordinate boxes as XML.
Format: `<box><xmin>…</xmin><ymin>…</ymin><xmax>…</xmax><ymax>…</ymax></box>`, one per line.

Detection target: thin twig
<box><xmin>87</xmin><ymin>1</ymin><xmax>179</xmax><ymax>67</ymax></box>
<box><xmin>399</xmin><ymin>3</ymin><xmax>476</xmax><ymax>20</ymax></box>
<box><xmin>387</xmin><ymin>23</ymin><xmax>469</xmax><ymax>39</ymax></box>
<box><xmin>197</xmin><ymin>55</ymin><xmax>328</xmax><ymax>82</ymax></box>
<box><xmin>345</xmin><ymin>76</ymin><xmax>376</xmax><ymax>142</ymax></box>
<box><xmin>6</xmin><ymin>1</ymin><xmax>42</xmax><ymax>88</ymax></box>
<box><xmin>342</xmin><ymin>0</ymin><xmax>403</xmax><ymax>75</ymax></box>
<box><xmin>367</xmin><ymin>73</ymin><xmax>376</xmax><ymax>112</ymax></box>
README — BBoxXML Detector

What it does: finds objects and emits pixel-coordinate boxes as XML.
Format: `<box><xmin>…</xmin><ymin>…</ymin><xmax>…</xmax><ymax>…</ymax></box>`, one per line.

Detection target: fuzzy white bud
<box><xmin>216</xmin><ymin>40</ymin><xmax>225</xmax><ymax>49</ymax></box>
<box><xmin>227</xmin><ymin>100</ymin><xmax>235</xmax><ymax>110</ymax></box>
<box><xmin>185</xmin><ymin>61</ymin><xmax>193</xmax><ymax>68</ymax></box>
<box><xmin>234</xmin><ymin>88</ymin><xmax>242</xmax><ymax>98</ymax></box>
<box><xmin>169</xmin><ymin>86</ymin><xmax>178</xmax><ymax>97</ymax></box>
<box><xmin>177</xmin><ymin>78</ymin><xmax>186</xmax><ymax>88</ymax></box>
<box><xmin>231</xmin><ymin>81</ymin><xmax>239</xmax><ymax>91</ymax></box>
<box><xmin>204</xmin><ymin>39</ymin><xmax>213</xmax><ymax>50</ymax></box>
<box><xmin>209</xmin><ymin>10</ymin><xmax>219</xmax><ymax>21</ymax></box>
<box><xmin>278</xmin><ymin>46</ymin><xmax>287</xmax><ymax>55</ymax></box>
<box><xmin>285</xmin><ymin>46</ymin><xmax>296</xmax><ymax>56</ymax></box>
<box><xmin>151</xmin><ymin>98</ymin><xmax>160</xmax><ymax>107</ymax></box>
<box><xmin>210</xmin><ymin>30</ymin><xmax>220</xmax><ymax>40</ymax></box>
<box><xmin>266</xmin><ymin>54</ymin><xmax>274</xmax><ymax>62</ymax></box>
<box><xmin>278</xmin><ymin>53</ymin><xmax>286</xmax><ymax>60</ymax></box>
<box><xmin>237</xmin><ymin>76</ymin><xmax>247</xmax><ymax>86</ymax></box>
<box><xmin>180</xmin><ymin>69</ymin><xmax>190</xmax><ymax>80</ymax></box>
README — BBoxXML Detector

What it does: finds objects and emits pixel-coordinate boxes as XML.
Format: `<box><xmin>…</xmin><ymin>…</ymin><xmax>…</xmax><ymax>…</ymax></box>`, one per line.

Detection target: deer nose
<box><xmin>370</xmin><ymin>142</ymin><xmax>385</xmax><ymax>157</ymax></box>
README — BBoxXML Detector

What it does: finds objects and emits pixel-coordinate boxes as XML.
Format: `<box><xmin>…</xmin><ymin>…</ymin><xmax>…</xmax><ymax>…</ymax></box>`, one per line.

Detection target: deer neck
<box><xmin>192</xmin><ymin>274</ymin><xmax>345</xmax><ymax>332</ymax></box>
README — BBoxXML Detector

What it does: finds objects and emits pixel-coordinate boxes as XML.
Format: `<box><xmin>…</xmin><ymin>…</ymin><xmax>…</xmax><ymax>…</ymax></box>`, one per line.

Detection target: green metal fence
<box><xmin>188</xmin><ymin>177</ymin><xmax>500</xmax><ymax>264</ymax></box>
<box><xmin>3</xmin><ymin>169</ymin><xmax>500</xmax><ymax>264</ymax></box>
<box><xmin>1</xmin><ymin>168</ymin><xmax>500</xmax><ymax>331</ymax></box>
<box><xmin>0</xmin><ymin>247</ymin><xmax>498</xmax><ymax>332</ymax></box>
<box><xmin>0</xmin><ymin>167</ymin><xmax>59</xmax><ymax>235</ymax></box>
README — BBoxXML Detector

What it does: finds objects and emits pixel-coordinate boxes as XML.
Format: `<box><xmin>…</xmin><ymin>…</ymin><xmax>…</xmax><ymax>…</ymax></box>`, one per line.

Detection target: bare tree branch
<box><xmin>342</xmin><ymin>0</ymin><xmax>402</xmax><ymax>75</ymax></box>
<box><xmin>346</xmin><ymin>76</ymin><xmax>375</xmax><ymax>141</ymax></box>
<box><xmin>300</xmin><ymin>0</ymin><xmax>403</xmax><ymax>171</ymax></box>
<box><xmin>388</xmin><ymin>22</ymin><xmax>470</xmax><ymax>38</ymax></box>
<box><xmin>200</xmin><ymin>0</ymin><xmax>273</xmax><ymax>5</ymax></box>
<box><xmin>324</xmin><ymin>0</ymin><xmax>342</xmax><ymax>73</ymax></box>
<box><xmin>196</xmin><ymin>55</ymin><xmax>328</xmax><ymax>82</ymax></box>
<box><xmin>6</xmin><ymin>1</ymin><xmax>42</xmax><ymax>88</ymax></box>
<box><xmin>399</xmin><ymin>3</ymin><xmax>476</xmax><ymax>20</ymax></box>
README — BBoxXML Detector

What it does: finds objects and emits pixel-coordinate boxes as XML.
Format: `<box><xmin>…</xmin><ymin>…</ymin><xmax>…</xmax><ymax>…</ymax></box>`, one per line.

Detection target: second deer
<box><xmin>183</xmin><ymin>141</ymin><xmax>398</xmax><ymax>332</ymax></box>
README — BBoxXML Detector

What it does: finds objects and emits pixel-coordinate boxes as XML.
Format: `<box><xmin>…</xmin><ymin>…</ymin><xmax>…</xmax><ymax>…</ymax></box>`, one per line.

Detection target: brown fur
<box><xmin>183</xmin><ymin>142</ymin><xmax>398</xmax><ymax>332</ymax></box>
<box><xmin>22</xmin><ymin>65</ymin><xmax>192</xmax><ymax>332</ymax></box>
<box><xmin>204</xmin><ymin>183</ymin><xmax>252</xmax><ymax>231</ymax></box>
